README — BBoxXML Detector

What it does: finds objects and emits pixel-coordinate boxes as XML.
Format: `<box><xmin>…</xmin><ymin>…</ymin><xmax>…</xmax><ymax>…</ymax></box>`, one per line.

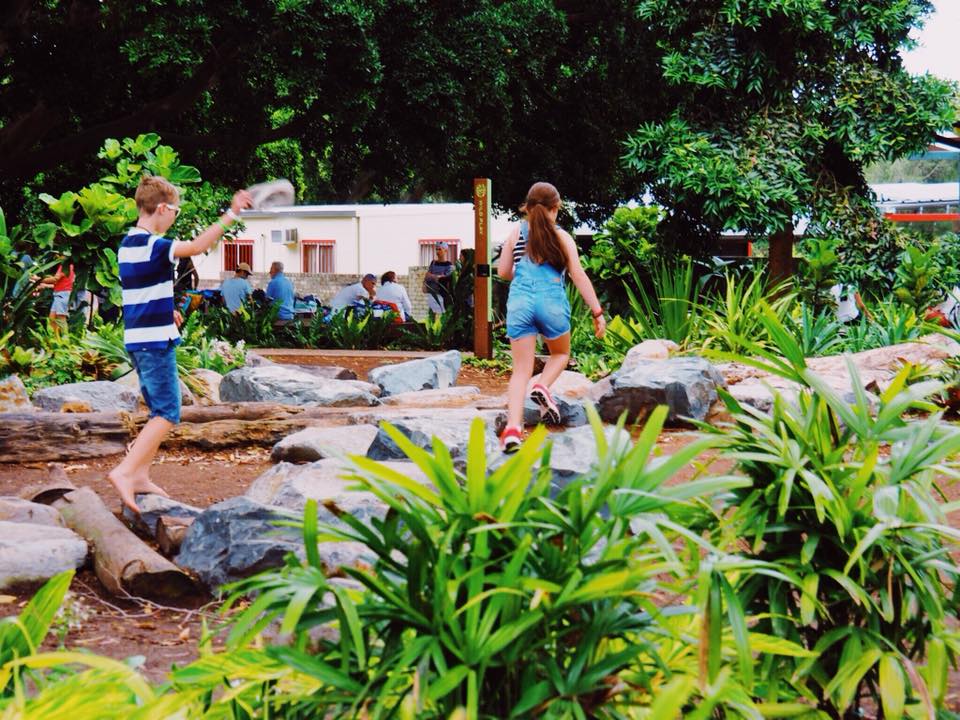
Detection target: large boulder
<box><xmin>522</xmin><ymin>371</ymin><xmax>594</xmax><ymax>427</ymax></box>
<box><xmin>190</xmin><ymin>369</ymin><xmax>224</xmax><ymax>405</ymax></box>
<box><xmin>219</xmin><ymin>365</ymin><xmax>379</xmax><ymax>407</ymax></box>
<box><xmin>271</xmin><ymin>424</ymin><xmax>380</xmax><ymax>463</ymax></box>
<box><xmin>32</xmin><ymin>380</ymin><xmax>140</xmax><ymax>413</ymax></box>
<box><xmin>621</xmin><ymin>340</ymin><xmax>680</xmax><ymax>369</ymax></box>
<box><xmin>289</xmin><ymin>364</ymin><xmax>358</xmax><ymax>381</ymax></box>
<box><xmin>367</xmin><ymin>350</ymin><xmax>461</xmax><ymax>397</ymax></box>
<box><xmin>122</xmin><ymin>494</ymin><xmax>204</xmax><ymax>538</ymax></box>
<box><xmin>248</xmin><ymin>457</ymin><xmax>426</xmax><ymax>523</ymax></box>
<box><xmin>115</xmin><ymin>373</ymin><xmax>196</xmax><ymax>408</ymax></box>
<box><xmin>591</xmin><ymin>357</ymin><xmax>724</xmax><ymax>424</ymax></box>
<box><xmin>544</xmin><ymin>424</ymin><xmax>633</xmax><ymax>491</ymax></box>
<box><xmin>0</xmin><ymin>521</ymin><xmax>88</xmax><ymax>590</ymax></box>
<box><xmin>380</xmin><ymin>386</ymin><xmax>481</xmax><ymax>408</ymax></box>
<box><xmin>366</xmin><ymin>412</ymin><xmax>499</xmax><ymax>462</ymax></box>
<box><xmin>0</xmin><ymin>375</ymin><xmax>33</xmax><ymax>413</ymax></box>
<box><xmin>0</xmin><ymin>497</ymin><xmax>63</xmax><ymax>527</ymax></box>
<box><xmin>348</xmin><ymin>407</ymin><xmax>507</xmax><ymax>435</ymax></box>
<box><xmin>176</xmin><ymin>497</ymin><xmax>302</xmax><ymax>589</ymax></box>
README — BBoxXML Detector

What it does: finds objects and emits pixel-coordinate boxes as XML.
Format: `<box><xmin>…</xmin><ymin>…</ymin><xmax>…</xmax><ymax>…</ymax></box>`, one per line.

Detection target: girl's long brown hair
<box><xmin>521</xmin><ymin>182</ymin><xmax>567</xmax><ymax>271</ymax></box>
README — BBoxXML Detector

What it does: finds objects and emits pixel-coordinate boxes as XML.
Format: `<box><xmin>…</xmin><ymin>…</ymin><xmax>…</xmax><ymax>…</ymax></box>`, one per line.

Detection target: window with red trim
<box><xmin>419</xmin><ymin>238</ymin><xmax>459</xmax><ymax>266</ymax></box>
<box><xmin>224</xmin><ymin>239</ymin><xmax>254</xmax><ymax>272</ymax></box>
<box><xmin>302</xmin><ymin>239</ymin><xmax>336</xmax><ymax>273</ymax></box>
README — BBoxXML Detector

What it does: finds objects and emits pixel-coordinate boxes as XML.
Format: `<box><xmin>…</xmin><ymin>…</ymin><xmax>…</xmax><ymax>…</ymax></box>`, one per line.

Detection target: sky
<box><xmin>901</xmin><ymin>0</ymin><xmax>960</xmax><ymax>83</ymax></box>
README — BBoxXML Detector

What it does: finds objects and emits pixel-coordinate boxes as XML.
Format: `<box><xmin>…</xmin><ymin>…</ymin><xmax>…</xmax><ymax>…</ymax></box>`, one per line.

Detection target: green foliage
<box><xmin>782</xmin><ymin>305</ymin><xmax>843</xmax><ymax>358</ymax></box>
<box><xmin>0</xmin><ymin>207</ymin><xmax>58</xmax><ymax>339</ymax></box>
<box><xmin>708</xmin><ymin>306</ymin><xmax>960</xmax><ymax>717</ymax></box>
<box><xmin>581</xmin><ymin>205</ymin><xmax>662</xmax><ymax>314</ymax></box>
<box><xmin>795</xmin><ymin>237</ymin><xmax>840</xmax><ymax>311</ymax></box>
<box><xmin>625</xmin><ymin>0</ymin><xmax>956</xmax><ymax>253</ymax></box>
<box><xmin>622</xmin><ymin>257</ymin><xmax>700</xmax><ymax>347</ymax></box>
<box><xmin>34</xmin><ymin>133</ymin><xmax>228</xmax><ymax>309</ymax></box>
<box><xmin>697</xmin><ymin>269</ymin><xmax>795</xmax><ymax>354</ymax></box>
<box><xmin>894</xmin><ymin>243</ymin><xmax>942</xmax><ymax>310</ymax></box>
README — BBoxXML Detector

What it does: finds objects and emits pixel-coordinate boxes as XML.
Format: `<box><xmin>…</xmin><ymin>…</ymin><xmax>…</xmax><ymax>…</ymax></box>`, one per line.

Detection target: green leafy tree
<box><xmin>623</xmin><ymin>0</ymin><xmax>957</xmax><ymax>277</ymax></box>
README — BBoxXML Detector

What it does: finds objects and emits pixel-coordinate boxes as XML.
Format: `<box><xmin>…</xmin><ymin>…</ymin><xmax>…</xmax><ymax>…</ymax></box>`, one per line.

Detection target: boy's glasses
<box><xmin>163</xmin><ymin>203</ymin><xmax>181</xmax><ymax>217</ymax></box>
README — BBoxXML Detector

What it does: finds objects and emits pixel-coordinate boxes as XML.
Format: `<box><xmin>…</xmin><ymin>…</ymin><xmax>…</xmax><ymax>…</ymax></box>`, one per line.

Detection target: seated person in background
<box><xmin>375</xmin><ymin>271</ymin><xmax>413</xmax><ymax>321</ymax></box>
<box><xmin>266</xmin><ymin>261</ymin><xmax>295</xmax><ymax>323</ymax></box>
<box><xmin>330</xmin><ymin>273</ymin><xmax>376</xmax><ymax>313</ymax></box>
<box><xmin>220</xmin><ymin>262</ymin><xmax>253</xmax><ymax>313</ymax></box>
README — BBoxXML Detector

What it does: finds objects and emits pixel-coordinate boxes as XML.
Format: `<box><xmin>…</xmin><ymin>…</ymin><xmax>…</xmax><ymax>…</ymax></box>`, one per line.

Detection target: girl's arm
<box><xmin>496</xmin><ymin>225</ymin><xmax>521</xmax><ymax>280</ymax></box>
<box><xmin>560</xmin><ymin>231</ymin><xmax>606</xmax><ymax>337</ymax></box>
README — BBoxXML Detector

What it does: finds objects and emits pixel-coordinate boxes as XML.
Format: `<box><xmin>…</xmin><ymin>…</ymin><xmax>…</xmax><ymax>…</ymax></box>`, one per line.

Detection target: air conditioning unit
<box><xmin>271</xmin><ymin>229</ymin><xmax>299</xmax><ymax>245</ymax></box>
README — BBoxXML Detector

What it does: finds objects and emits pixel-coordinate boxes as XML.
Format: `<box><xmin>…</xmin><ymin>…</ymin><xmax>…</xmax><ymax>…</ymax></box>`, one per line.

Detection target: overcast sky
<box><xmin>901</xmin><ymin>0</ymin><xmax>960</xmax><ymax>83</ymax></box>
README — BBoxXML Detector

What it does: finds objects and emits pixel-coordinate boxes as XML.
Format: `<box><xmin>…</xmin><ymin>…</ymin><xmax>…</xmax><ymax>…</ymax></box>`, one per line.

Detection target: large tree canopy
<box><xmin>622</xmin><ymin>0</ymin><xmax>957</xmax><ymax>270</ymax></box>
<box><xmin>0</xmin><ymin>0</ymin><xmax>655</xmax><ymax>223</ymax></box>
<box><xmin>1</xmin><ymin>0</ymin><xmax>954</xmax><ymax>243</ymax></box>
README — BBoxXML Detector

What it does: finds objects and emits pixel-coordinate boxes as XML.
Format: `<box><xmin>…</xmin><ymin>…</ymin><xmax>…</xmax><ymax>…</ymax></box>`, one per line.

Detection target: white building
<box><xmin>192</xmin><ymin>202</ymin><xmax>515</xmax><ymax>282</ymax></box>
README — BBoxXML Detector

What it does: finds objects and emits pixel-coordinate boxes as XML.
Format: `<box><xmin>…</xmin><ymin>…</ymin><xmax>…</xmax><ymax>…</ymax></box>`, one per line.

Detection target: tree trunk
<box><xmin>50</xmin><ymin>487</ymin><xmax>199</xmax><ymax>600</ymax></box>
<box><xmin>768</xmin><ymin>223</ymin><xmax>795</xmax><ymax>284</ymax></box>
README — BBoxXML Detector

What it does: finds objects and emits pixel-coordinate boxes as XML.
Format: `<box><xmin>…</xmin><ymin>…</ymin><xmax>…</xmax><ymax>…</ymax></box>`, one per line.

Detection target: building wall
<box><xmin>209</xmin><ymin>267</ymin><xmax>436</xmax><ymax>320</ymax></box>
<box><xmin>192</xmin><ymin>203</ymin><xmax>516</xmax><ymax>282</ymax></box>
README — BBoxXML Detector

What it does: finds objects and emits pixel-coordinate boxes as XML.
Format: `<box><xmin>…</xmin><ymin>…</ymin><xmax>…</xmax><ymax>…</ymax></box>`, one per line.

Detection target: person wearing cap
<box><xmin>330</xmin><ymin>273</ymin><xmax>377</xmax><ymax>313</ymax></box>
<box><xmin>220</xmin><ymin>262</ymin><xmax>254</xmax><ymax>313</ymax></box>
<box><xmin>423</xmin><ymin>242</ymin><xmax>454</xmax><ymax>314</ymax></box>
<box><xmin>375</xmin><ymin>271</ymin><xmax>413</xmax><ymax>321</ymax></box>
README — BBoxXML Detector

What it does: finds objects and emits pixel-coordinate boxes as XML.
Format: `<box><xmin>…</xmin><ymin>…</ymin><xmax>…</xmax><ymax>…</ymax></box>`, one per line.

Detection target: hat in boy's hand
<box><xmin>246</xmin><ymin>179</ymin><xmax>295</xmax><ymax>210</ymax></box>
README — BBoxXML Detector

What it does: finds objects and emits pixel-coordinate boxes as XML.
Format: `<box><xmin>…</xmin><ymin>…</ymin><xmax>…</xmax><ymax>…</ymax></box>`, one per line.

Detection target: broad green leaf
<box><xmin>878</xmin><ymin>654</ymin><xmax>905</xmax><ymax>719</ymax></box>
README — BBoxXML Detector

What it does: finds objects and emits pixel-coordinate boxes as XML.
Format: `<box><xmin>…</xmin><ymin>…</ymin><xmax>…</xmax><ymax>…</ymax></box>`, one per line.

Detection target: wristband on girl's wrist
<box><xmin>591</xmin><ymin>307</ymin><xmax>604</xmax><ymax>318</ymax></box>
<box><xmin>225</xmin><ymin>208</ymin><xmax>240</xmax><ymax>223</ymax></box>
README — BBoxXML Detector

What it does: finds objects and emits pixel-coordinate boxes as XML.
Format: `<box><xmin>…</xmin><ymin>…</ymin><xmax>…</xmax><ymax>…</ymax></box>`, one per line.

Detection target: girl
<box><xmin>497</xmin><ymin>182</ymin><xmax>606</xmax><ymax>453</ymax></box>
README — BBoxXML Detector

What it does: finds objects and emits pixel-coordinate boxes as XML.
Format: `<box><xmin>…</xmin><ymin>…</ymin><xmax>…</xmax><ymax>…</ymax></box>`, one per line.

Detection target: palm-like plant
<box><xmin>706</xmin><ymin>305</ymin><xmax>960</xmax><ymax>718</ymax></box>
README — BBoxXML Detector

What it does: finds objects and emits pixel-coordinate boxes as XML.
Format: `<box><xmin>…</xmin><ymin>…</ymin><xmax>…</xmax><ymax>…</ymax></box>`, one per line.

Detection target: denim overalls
<box><xmin>505</xmin><ymin>222</ymin><xmax>571</xmax><ymax>340</ymax></box>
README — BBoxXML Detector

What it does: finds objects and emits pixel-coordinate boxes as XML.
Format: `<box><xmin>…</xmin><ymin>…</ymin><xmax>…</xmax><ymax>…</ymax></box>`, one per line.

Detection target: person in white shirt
<box><xmin>829</xmin><ymin>283</ymin><xmax>869</xmax><ymax>323</ymax></box>
<box><xmin>330</xmin><ymin>273</ymin><xmax>376</xmax><ymax>312</ymax></box>
<box><xmin>375</xmin><ymin>271</ymin><xmax>413</xmax><ymax>321</ymax></box>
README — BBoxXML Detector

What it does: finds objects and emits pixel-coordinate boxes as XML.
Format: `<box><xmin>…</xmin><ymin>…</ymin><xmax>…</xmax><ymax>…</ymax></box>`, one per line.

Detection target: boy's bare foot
<box><xmin>107</xmin><ymin>468</ymin><xmax>170</xmax><ymax>514</ymax></box>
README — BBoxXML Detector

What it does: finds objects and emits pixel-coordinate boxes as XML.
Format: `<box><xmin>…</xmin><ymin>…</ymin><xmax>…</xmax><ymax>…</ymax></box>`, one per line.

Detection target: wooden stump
<box><xmin>50</xmin><ymin>487</ymin><xmax>199</xmax><ymax>600</ymax></box>
<box><xmin>156</xmin><ymin>516</ymin><xmax>194</xmax><ymax>556</ymax></box>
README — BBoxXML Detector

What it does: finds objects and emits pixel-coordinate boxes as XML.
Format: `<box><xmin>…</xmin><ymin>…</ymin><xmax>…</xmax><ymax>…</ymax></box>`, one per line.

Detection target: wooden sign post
<box><xmin>473</xmin><ymin>178</ymin><xmax>492</xmax><ymax>359</ymax></box>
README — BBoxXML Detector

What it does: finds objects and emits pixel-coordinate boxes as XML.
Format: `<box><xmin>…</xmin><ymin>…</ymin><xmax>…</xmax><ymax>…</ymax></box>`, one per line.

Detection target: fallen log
<box><xmin>163</xmin><ymin>417</ymin><xmax>325</xmax><ymax>450</ymax></box>
<box><xmin>161</xmin><ymin>402</ymin><xmax>304</xmax><ymax>425</ymax></box>
<box><xmin>50</xmin><ymin>486</ymin><xmax>199</xmax><ymax>600</ymax></box>
<box><xmin>156</xmin><ymin>515</ymin><xmax>194</xmax><ymax>556</ymax></box>
<box><xmin>0</xmin><ymin>411</ymin><xmax>131</xmax><ymax>463</ymax></box>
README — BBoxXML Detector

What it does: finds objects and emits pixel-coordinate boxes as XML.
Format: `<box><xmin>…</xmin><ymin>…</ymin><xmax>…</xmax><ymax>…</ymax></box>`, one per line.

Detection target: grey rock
<box><xmin>546</xmin><ymin>424</ymin><xmax>633</xmax><ymax>488</ymax></box>
<box><xmin>122</xmin><ymin>494</ymin><xmax>203</xmax><ymax>538</ymax></box>
<box><xmin>523</xmin><ymin>396</ymin><xmax>588</xmax><ymax>427</ymax></box>
<box><xmin>340</xmin><ymin>379</ymin><xmax>382</xmax><ymax>397</ymax></box>
<box><xmin>367</xmin><ymin>350</ymin><xmax>461</xmax><ymax>397</ymax></box>
<box><xmin>591</xmin><ymin>357</ymin><xmax>724</xmax><ymax>425</ymax></box>
<box><xmin>191</xmin><ymin>369</ymin><xmax>224</xmax><ymax>404</ymax></box>
<box><xmin>176</xmin><ymin>496</ymin><xmax>302</xmax><ymax>589</ymax></box>
<box><xmin>621</xmin><ymin>340</ymin><xmax>680</xmax><ymax>370</ymax></box>
<box><xmin>245</xmin><ymin>351</ymin><xmax>276</xmax><ymax>367</ymax></box>
<box><xmin>0</xmin><ymin>521</ymin><xmax>88</xmax><ymax>590</ymax></box>
<box><xmin>219</xmin><ymin>365</ymin><xmax>379</xmax><ymax>407</ymax></box>
<box><xmin>248</xmin><ymin>457</ymin><xmax>426</xmax><ymax>525</ymax></box>
<box><xmin>0</xmin><ymin>375</ymin><xmax>33</xmax><ymax>413</ymax></box>
<box><xmin>0</xmin><ymin>497</ymin><xmax>63</xmax><ymax>527</ymax></box>
<box><xmin>349</xmin><ymin>407</ymin><xmax>507</xmax><ymax>436</ymax></box>
<box><xmin>367</xmin><ymin>413</ymin><xmax>499</xmax><ymax>462</ymax></box>
<box><xmin>380</xmin><ymin>386</ymin><xmax>480</xmax><ymax>407</ymax></box>
<box><xmin>32</xmin><ymin>380</ymin><xmax>140</xmax><ymax>413</ymax></box>
<box><xmin>271</xmin><ymin>424</ymin><xmax>380</xmax><ymax>463</ymax></box>
<box><xmin>289</xmin><ymin>364</ymin><xmax>358</xmax><ymax>381</ymax></box>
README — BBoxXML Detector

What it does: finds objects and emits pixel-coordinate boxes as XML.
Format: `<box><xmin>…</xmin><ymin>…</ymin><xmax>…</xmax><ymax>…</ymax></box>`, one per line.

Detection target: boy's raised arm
<box><xmin>174</xmin><ymin>190</ymin><xmax>252</xmax><ymax>258</ymax></box>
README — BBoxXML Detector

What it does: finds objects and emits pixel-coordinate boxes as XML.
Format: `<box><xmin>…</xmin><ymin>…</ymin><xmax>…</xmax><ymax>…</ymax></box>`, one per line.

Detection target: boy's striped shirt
<box><xmin>118</xmin><ymin>229</ymin><xmax>181</xmax><ymax>350</ymax></box>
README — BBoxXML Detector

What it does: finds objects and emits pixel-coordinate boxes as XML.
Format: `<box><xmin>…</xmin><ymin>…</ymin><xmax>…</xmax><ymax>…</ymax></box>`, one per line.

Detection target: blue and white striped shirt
<box><xmin>118</xmin><ymin>229</ymin><xmax>181</xmax><ymax>351</ymax></box>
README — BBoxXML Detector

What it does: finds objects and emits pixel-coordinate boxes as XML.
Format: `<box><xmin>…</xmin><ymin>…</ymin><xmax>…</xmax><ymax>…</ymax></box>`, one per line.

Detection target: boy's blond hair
<box><xmin>135</xmin><ymin>175</ymin><xmax>178</xmax><ymax>214</ymax></box>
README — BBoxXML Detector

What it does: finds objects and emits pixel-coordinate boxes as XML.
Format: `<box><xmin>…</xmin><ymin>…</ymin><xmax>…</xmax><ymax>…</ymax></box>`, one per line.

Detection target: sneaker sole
<box><xmin>502</xmin><ymin>440</ymin><xmax>521</xmax><ymax>454</ymax></box>
<box><xmin>530</xmin><ymin>387</ymin><xmax>562</xmax><ymax>425</ymax></box>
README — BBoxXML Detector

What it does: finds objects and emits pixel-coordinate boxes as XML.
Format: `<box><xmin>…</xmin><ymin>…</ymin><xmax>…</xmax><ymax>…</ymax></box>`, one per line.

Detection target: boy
<box><xmin>108</xmin><ymin>175</ymin><xmax>251</xmax><ymax>514</ymax></box>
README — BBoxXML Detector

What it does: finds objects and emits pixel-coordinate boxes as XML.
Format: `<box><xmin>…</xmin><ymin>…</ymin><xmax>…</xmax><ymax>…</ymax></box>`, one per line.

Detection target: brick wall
<box><xmin>205</xmin><ymin>267</ymin><xmax>433</xmax><ymax>320</ymax></box>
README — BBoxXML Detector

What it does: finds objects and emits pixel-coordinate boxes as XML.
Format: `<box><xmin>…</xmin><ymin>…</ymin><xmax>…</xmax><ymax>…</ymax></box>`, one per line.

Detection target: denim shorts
<box><xmin>50</xmin><ymin>290</ymin><xmax>70</xmax><ymax>316</ymax></box>
<box><xmin>129</xmin><ymin>345</ymin><xmax>181</xmax><ymax>424</ymax></box>
<box><xmin>506</xmin><ymin>279</ymin><xmax>571</xmax><ymax>340</ymax></box>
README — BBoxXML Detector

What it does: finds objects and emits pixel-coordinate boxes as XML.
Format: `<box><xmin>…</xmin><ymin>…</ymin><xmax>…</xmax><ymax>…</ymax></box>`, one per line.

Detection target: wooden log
<box><xmin>51</xmin><ymin>487</ymin><xmax>199</xmax><ymax>600</ymax></box>
<box><xmin>0</xmin><ymin>411</ymin><xmax>131</xmax><ymax>463</ymax></box>
<box><xmin>156</xmin><ymin>515</ymin><xmax>194</xmax><ymax>556</ymax></box>
<box><xmin>162</xmin><ymin>417</ymin><xmax>324</xmax><ymax>450</ymax></box>
<box><xmin>165</xmin><ymin>402</ymin><xmax>304</xmax><ymax>424</ymax></box>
